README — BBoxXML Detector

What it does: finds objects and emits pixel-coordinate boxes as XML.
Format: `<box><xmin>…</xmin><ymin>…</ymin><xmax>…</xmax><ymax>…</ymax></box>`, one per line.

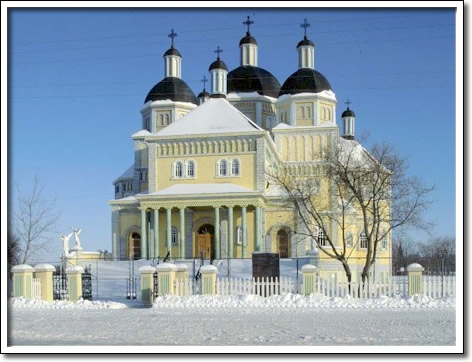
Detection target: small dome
<box><xmin>342</xmin><ymin>108</ymin><xmax>356</xmax><ymax>118</ymax></box>
<box><xmin>163</xmin><ymin>47</ymin><xmax>182</xmax><ymax>57</ymax></box>
<box><xmin>297</xmin><ymin>36</ymin><xmax>315</xmax><ymax>48</ymax></box>
<box><xmin>145</xmin><ymin>77</ymin><xmax>197</xmax><ymax>105</ymax></box>
<box><xmin>239</xmin><ymin>33</ymin><xmax>258</xmax><ymax>46</ymax></box>
<box><xmin>197</xmin><ymin>89</ymin><xmax>210</xmax><ymax>98</ymax></box>
<box><xmin>227</xmin><ymin>66</ymin><xmax>281</xmax><ymax>98</ymax></box>
<box><xmin>279</xmin><ymin>68</ymin><xmax>332</xmax><ymax>96</ymax></box>
<box><xmin>209</xmin><ymin>58</ymin><xmax>228</xmax><ymax>71</ymax></box>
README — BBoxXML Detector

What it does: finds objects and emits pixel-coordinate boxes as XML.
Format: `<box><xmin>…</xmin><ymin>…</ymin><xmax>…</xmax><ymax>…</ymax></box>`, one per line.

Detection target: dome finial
<box><xmin>243</xmin><ymin>15</ymin><xmax>254</xmax><ymax>35</ymax></box>
<box><xmin>345</xmin><ymin>99</ymin><xmax>352</xmax><ymax>110</ymax></box>
<box><xmin>201</xmin><ymin>75</ymin><xmax>208</xmax><ymax>91</ymax></box>
<box><xmin>301</xmin><ymin>18</ymin><xmax>310</xmax><ymax>39</ymax></box>
<box><xmin>168</xmin><ymin>28</ymin><xmax>178</xmax><ymax>48</ymax></box>
<box><xmin>214</xmin><ymin>45</ymin><xmax>223</xmax><ymax>60</ymax></box>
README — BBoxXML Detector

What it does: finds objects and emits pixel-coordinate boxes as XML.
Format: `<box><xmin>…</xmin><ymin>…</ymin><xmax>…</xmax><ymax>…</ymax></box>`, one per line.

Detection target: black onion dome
<box><xmin>279</xmin><ymin>68</ymin><xmax>332</xmax><ymax>96</ymax></box>
<box><xmin>197</xmin><ymin>89</ymin><xmax>210</xmax><ymax>98</ymax></box>
<box><xmin>227</xmin><ymin>66</ymin><xmax>281</xmax><ymax>98</ymax></box>
<box><xmin>209</xmin><ymin>58</ymin><xmax>228</xmax><ymax>71</ymax></box>
<box><xmin>163</xmin><ymin>47</ymin><xmax>182</xmax><ymax>57</ymax></box>
<box><xmin>145</xmin><ymin>77</ymin><xmax>197</xmax><ymax>104</ymax></box>
<box><xmin>342</xmin><ymin>109</ymin><xmax>356</xmax><ymax>118</ymax></box>
<box><xmin>239</xmin><ymin>33</ymin><xmax>258</xmax><ymax>46</ymax></box>
<box><xmin>297</xmin><ymin>36</ymin><xmax>315</xmax><ymax>48</ymax></box>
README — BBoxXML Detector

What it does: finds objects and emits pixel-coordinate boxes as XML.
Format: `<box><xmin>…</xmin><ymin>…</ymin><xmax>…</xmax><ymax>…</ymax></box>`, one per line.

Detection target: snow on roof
<box><xmin>226</xmin><ymin>92</ymin><xmax>276</xmax><ymax>101</ymax></box>
<box><xmin>277</xmin><ymin>90</ymin><xmax>337</xmax><ymax>102</ymax></box>
<box><xmin>339</xmin><ymin>138</ymin><xmax>371</xmax><ymax>167</ymax></box>
<box><xmin>11</xmin><ymin>264</ymin><xmax>34</xmax><ymax>272</ymax></box>
<box><xmin>148</xmin><ymin>183</ymin><xmax>255</xmax><ymax>196</ymax></box>
<box><xmin>113</xmin><ymin>165</ymin><xmax>134</xmax><ymax>183</ymax></box>
<box><xmin>272</xmin><ymin>123</ymin><xmax>294</xmax><ymax>130</ymax></box>
<box><xmin>155</xmin><ymin>98</ymin><xmax>263</xmax><ymax>137</ymax></box>
<box><xmin>131</xmin><ymin>129</ymin><xmax>152</xmax><ymax>138</ymax></box>
<box><xmin>34</xmin><ymin>264</ymin><xmax>56</xmax><ymax>272</ymax></box>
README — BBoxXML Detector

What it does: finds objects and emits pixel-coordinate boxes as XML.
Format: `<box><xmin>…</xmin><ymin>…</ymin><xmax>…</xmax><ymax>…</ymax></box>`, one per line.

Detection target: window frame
<box><xmin>359</xmin><ymin>231</ymin><xmax>368</xmax><ymax>249</ymax></box>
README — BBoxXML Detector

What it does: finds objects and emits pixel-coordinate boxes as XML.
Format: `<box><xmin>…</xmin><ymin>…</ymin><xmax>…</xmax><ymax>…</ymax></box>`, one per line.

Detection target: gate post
<box><xmin>175</xmin><ymin>264</ymin><xmax>188</xmax><ymax>281</ymax></box>
<box><xmin>407</xmin><ymin>263</ymin><xmax>424</xmax><ymax>296</ymax></box>
<box><xmin>34</xmin><ymin>264</ymin><xmax>56</xmax><ymax>302</ymax></box>
<box><xmin>301</xmin><ymin>264</ymin><xmax>317</xmax><ymax>296</ymax></box>
<box><xmin>139</xmin><ymin>265</ymin><xmax>157</xmax><ymax>306</ymax></box>
<box><xmin>66</xmin><ymin>266</ymin><xmax>84</xmax><ymax>302</ymax></box>
<box><xmin>155</xmin><ymin>262</ymin><xmax>177</xmax><ymax>296</ymax></box>
<box><xmin>200</xmin><ymin>265</ymin><xmax>217</xmax><ymax>295</ymax></box>
<box><xmin>11</xmin><ymin>264</ymin><xmax>34</xmax><ymax>298</ymax></box>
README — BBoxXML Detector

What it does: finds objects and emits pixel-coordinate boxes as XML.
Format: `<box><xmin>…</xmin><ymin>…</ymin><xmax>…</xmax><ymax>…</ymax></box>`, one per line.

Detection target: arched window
<box><xmin>175</xmin><ymin>162</ymin><xmax>183</xmax><ymax>178</ymax></box>
<box><xmin>345</xmin><ymin>232</ymin><xmax>353</xmax><ymax>247</ymax></box>
<box><xmin>236</xmin><ymin>226</ymin><xmax>243</xmax><ymax>245</ymax></box>
<box><xmin>165</xmin><ymin>114</ymin><xmax>170</xmax><ymax>125</ymax></box>
<box><xmin>171</xmin><ymin>227</ymin><xmax>178</xmax><ymax>245</ymax></box>
<box><xmin>359</xmin><ymin>231</ymin><xmax>368</xmax><ymax>249</ymax></box>
<box><xmin>219</xmin><ymin>160</ymin><xmax>227</xmax><ymax>176</ymax></box>
<box><xmin>187</xmin><ymin>160</ymin><xmax>195</xmax><ymax>177</ymax></box>
<box><xmin>318</xmin><ymin>229</ymin><xmax>327</xmax><ymax>247</ymax></box>
<box><xmin>160</xmin><ymin>114</ymin><xmax>164</xmax><ymax>126</ymax></box>
<box><xmin>231</xmin><ymin>159</ymin><xmax>240</xmax><ymax>176</ymax></box>
<box><xmin>381</xmin><ymin>232</ymin><xmax>388</xmax><ymax>249</ymax></box>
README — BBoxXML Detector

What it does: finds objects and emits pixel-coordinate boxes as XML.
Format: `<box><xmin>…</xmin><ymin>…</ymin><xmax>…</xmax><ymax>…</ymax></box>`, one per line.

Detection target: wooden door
<box><xmin>197</xmin><ymin>233</ymin><xmax>212</xmax><ymax>259</ymax></box>
<box><xmin>278</xmin><ymin>229</ymin><xmax>289</xmax><ymax>258</ymax></box>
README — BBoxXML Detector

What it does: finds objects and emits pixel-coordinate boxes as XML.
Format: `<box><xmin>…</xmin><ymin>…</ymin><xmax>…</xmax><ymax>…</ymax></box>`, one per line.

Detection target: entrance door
<box><xmin>196</xmin><ymin>224</ymin><xmax>215</xmax><ymax>259</ymax></box>
<box><xmin>277</xmin><ymin>229</ymin><xmax>289</xmax><ymax>258</ymax></box>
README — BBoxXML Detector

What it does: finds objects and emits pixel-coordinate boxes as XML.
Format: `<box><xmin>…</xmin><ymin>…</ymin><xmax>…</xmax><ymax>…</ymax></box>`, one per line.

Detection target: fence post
<box><xmin>11</xmin><ymin>265</ymin><xmax>34</xmax><ymax>298</ymax></box>
<box><xmin>301</xmin><ymin>264</ymin><xmax>317</xmax><ymax>296</ymax></box>
<box><xmin>66</xmin><ymin>266</ymin><xmax>84</xmax><ymax>302</ymax></box>
<box><xmin>175</xmin><ymin>264</ymin><xmax>188</xmax><ymax>296</ymax></box>
<box><xmin>33</xmin><ymin>264</ymin><xmax>56</xmax><ymax>302</ymax></box>
<box><xmin>200</xmin><ymin>265</ymin><xmax>217</xmax><ymax>295</ymax></box>
<box><xmin>139</xmin><ymin>265</ymin><xmax>157</xmax><ymax>306</ymax></box>
<box><xmin>407</xmin><ymin>263</ymin><xmax>424</xmax><ymax>296</ymax></box>
<box><xmin>155</xmin><ymin>262</ymin><xmax>177</xmax><ymax>296</ymax></box>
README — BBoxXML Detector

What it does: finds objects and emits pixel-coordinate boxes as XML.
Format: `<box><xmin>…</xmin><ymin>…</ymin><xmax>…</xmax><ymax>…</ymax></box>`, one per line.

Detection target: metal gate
<box><xmin>53</xmin><ymin>267</ymin><xmax>68</xmax><ymax>300</ymax></box>
<box><xmin>82</xmin><ymin>265</ymin><xmax>93</xmax><ymax>300</ymax></box>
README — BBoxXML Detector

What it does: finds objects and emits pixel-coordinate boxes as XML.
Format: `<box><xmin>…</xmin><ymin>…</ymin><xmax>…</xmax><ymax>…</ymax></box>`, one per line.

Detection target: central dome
<box><xmin>279</xmin><ymin>68</ymin><xmax>332</xmax><ymax>97</ymax></box>
<box><xmin>227</xmin><ymin>66</ymin><xmax>281</xmax><ymax>98</ymax></box>
<box><xmin>145</xmin><ymin>77</ymin><xmax>197</xmax><ymax>105</ymax></box>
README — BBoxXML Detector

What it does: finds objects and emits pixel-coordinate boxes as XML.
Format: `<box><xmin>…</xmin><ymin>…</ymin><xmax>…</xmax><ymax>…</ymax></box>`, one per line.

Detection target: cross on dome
<box><xmin>214</xmin><ymin>46</ymin><xmax>223</xmax><ymax>59</ymax></box>
<box><xmin>243</xmin><ymin>15</ymin><xmax>254</xmax><ymax>35</ymax></box>
<box><xmin>168</xmin><ymin>28</ymin><xmax>178</xmax><ymax>47</ymax></box>
<box><xmin>301</xmin><ymin>18</ymin><xmax>310</xmax><ymax>38</ymax></box>
<box><xmin>201</xmin><ymin>75</ymin><xmax>208</xmax><ymax>90</ymax></box>
<box><xmin>345</xmin><ymin>99</ymin><xmax>352</xmax><ymax>109</ymax></box>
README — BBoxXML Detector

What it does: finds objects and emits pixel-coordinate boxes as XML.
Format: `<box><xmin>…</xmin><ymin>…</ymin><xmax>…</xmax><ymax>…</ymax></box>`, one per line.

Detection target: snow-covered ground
<box><xmin>8</xmin><ymin>295</ymin><xmax>455</xmax><ymax>346</ymax></box>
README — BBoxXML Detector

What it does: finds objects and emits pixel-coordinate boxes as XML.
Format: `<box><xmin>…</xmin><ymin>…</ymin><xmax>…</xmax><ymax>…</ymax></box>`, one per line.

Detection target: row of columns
<box><xmin>139</xmin><ymin>205</ymin><xmax>263</xmax><ymax>260</ymax></box>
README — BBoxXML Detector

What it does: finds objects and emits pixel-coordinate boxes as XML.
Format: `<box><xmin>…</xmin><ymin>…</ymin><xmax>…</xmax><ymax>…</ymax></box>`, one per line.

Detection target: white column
<box><xmin>166</xmin><ymin>208</ymin><xmax>172</xmax><ymax>258</ymax></box>
<box><xmin>228</xmin><ymin>207</ymin><xmax>234</xmax><ymax>258</ymax></box>
<box><xmin>241</xmin><ymin>207</ymin><xmax>247</xmax><ymax>258</ymax></box>
<box><xmin>153</xmin><ymin>208</ymin><xmax>159</xmax><ymax>259</ymax></box>
<box><xmin>179</xmin><ymin>207</ymin><xmax>185</xmax><ymax>259</ymax></box>
<box><xmin>140</xmin><ymin>209</ymin><xmax>147</xmax><ymax>260</ymax></box>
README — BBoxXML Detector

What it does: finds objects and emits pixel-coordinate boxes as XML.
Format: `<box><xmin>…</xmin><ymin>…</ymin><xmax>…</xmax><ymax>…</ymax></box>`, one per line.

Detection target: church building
<box><xmin>108</xmin><ymin>18</ymin><xmax>392</xmax><ymax>282</ymax></box>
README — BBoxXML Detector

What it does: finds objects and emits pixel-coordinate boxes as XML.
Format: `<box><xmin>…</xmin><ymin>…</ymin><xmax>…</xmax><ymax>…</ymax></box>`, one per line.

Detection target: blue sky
<box><xmin>8</xmin><ymin>7</ymin><xmax>456</xmax><ymax>261</ymax></box>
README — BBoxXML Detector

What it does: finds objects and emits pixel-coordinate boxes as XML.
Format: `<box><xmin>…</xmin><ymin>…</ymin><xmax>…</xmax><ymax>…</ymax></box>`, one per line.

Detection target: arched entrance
<box><xmin>277</xmin><ymin>229</ymin><xmax>290</xmax><ymax>258</ymax></box>
<box><xmin>196</xmin><ymin>224</ymin><xmax>214</xmax><ymax>259</ymax></box>
<box><xmin>128</xmin><ymin>232</ymin><xmax>141</xmax><ymax>260</ymax></box>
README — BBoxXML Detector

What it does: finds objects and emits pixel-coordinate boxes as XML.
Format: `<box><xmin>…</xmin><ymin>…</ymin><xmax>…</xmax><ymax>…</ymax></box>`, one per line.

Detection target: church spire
<box><xmin>209</xmin><ymin>46</ymin><xmax>228</xmax><ymax>97</ymax></box>
<box><xmin>342</xmin><ymin>99</ymin><xmax>356</xmax><ymax>140</ymax></box>
<box><xmin>239</xmin><ymin>15</ymin><xmax>258</xmax><ymax>67</ymax></box>
<box><xmin>297</xmin><ymin>19</ymin><xmax>315</xmax><ymax>69</ymax></box>
<box><xmin>163</xmin><ymin>28</ymin><xmax>182</xmax><ymax>78</ymax></box>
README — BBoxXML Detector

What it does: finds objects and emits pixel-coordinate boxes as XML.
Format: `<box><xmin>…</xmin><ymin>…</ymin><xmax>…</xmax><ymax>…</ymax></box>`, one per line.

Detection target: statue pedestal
<box><xmin>69</xmin><ymin>247</ymin><xmax>83</xmax><ymax>263</ymax></box>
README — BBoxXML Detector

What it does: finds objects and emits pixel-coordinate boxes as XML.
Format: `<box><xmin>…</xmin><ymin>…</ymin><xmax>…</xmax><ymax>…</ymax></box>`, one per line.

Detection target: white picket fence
<box><xmin>216</xmin><ymin>277</ymin><xmax>297</xmax><ymax>296</ymax></box>
<box><xmin>32</xmin><ymin>278</ymin><xmax>42</xmax><ymax>300</ymax></box>
<box><xmin>168</xmin><ymin>275</ymin><xmax>455</xmax><ymax>299</ymax></box>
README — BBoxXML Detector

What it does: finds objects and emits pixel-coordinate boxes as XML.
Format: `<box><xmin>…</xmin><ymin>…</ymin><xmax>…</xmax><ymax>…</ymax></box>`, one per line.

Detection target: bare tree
<box><xmin>269</xmin><ymin>137</ymin><xmax>433</xmax><ymax>284</ymax></box>
<box><xmin>14</xmin><ymin>174</ymin><xmax>60</xmax><ymax>264</ymax></box>
<box><xmin>7</xmin><ymin>231</ymin><xmax>21</xmax><ymax>268</ymax></box>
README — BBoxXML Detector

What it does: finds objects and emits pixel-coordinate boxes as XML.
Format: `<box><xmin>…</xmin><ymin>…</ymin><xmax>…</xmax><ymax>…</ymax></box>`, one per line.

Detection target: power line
<box><xmin>8</xmin><ymin>85</ymin><xmax>453</xmax><ymax>100</ymax></box>
<box><xmin>11</xmin><ymin>23</ymin><xmax>454</xmax><ymax>54</ymax></box>
<box><xmin>11</xmin><ymin>12</ymin><xmax>450</xmax><ymax>47</ymax></box>
<box><xmin>12</xmin><ymin>34</ymin><xmax>454</xmax><ymax>66</ymax></box>
<box><xmin>9</xmin><ymin>70</ymin><xmax>454</xmax><ymax>89</ymax></box>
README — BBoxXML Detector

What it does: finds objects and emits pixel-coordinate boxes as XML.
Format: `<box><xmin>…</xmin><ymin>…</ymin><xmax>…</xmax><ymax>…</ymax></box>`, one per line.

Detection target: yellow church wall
<box><xmin>264</xmin><ymin>208</ymin><xmax>296</xmax><ymax>253</ymax></box>
<box><xmin>119</xmin><ymin>212</ymin><xmax>140</xmax><ymax>257</ymax></box>
<box><xmin>155</xmin><ymin>153</ymin><xmax>257</xmax><ymax>191</ymax></box>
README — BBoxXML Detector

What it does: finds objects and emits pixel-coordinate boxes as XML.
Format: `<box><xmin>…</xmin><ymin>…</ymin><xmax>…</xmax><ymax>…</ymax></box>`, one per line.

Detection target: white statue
<box><xmin>72</xmin><ymin>228</ymin><xmax>82</xmax><ymax>249</ymax></box>
<box><xmin>60</xmin><ymin>232</ymin><xmax>73</xmax><ymax>257</ymax></box>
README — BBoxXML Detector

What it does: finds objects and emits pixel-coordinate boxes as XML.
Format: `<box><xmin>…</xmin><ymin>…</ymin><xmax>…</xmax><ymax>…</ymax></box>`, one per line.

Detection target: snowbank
<box><xmin>9</xmin><ymin>297</ymin><xmax>127</xmax><ymax>310</ymax></box>
<box><xmin>153</xmin><ymin>294</ymin><xmax>455</xmax><ymax>310</ymax></box>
